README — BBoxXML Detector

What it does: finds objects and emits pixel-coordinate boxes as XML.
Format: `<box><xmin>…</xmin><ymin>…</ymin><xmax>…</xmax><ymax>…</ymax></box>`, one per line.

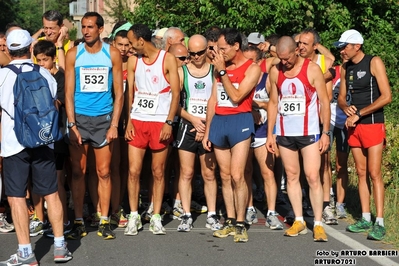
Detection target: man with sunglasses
<box><xmin>169</xmin><ymin>43</ymin><xmax>190</xmax><ymax>67</ymax></box>
<box><xmin>335</xmin><ymin>29</ymin><xmax>391</xmax><ymax>241</ymax></box>
<box><xmin>203</xmin><ymin>28</ymin><xmax>261</xmax><ymax>243</ymax></box>
<box><xmin>175</xmin><ymin>34</ymin><xmax>222</xmax><ymax>232</ymax></box>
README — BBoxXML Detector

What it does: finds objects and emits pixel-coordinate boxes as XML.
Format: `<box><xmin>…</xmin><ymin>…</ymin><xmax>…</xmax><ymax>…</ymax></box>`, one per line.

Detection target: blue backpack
<box><xmin>3</xmin><ymin>63</ymin><xmax>62</xmax><ymax>148</ymax></box>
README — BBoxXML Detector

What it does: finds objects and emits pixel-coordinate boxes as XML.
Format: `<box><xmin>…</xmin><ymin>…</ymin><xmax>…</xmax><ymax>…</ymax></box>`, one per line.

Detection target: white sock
<box><xmin>267</xmin><ymin>210</ymin><xmax>276</xmax><ymax>216</ymax></box>
<box><xmin>375</xmin><ymin>217</ymin><xmax>384</xmax><ymax>227</ymax></box>
<box><xmin>18</xmin><ymin>244</ymin><xmax>32</xmax><ymax>258</ymax></box>
<box><xmin>329</xmin><ymin>188</ymin><xmax>334</xmax><ymax>195</ymax></box>
<box><xmin>362</xmin><ymin>213</ymin><xmax>371</xmax><ymax>222</ymax></box>
<box><xmin>247</xmin><ymin>206</ymin><xmax>255</xmax><ymax>211</ymax></box>
<box><xmin>314</xmin><ymin>221</ymin><xmax>323</xmax><ymax>226</ymax></box>
<box><xmin>130</xmin><ymin>211</ymin><xmax>138</xmax><ymax>217</ymax></box>
<box><xmin>207</xmin><ymin>211</ymin><xmax>216</xmax><ymax>217</ymax></box>
<box><xmin>54</xmin><ymin>236</ymin><xmax>65</xmax><ymax>248</ymax></box>
<box><xmin>295</xmin><ymin>216</ymin><xmax>304</xmax><ymax>222</ymax></box>
<box><xmin>100</xmin><ymin>216</ymin><xmax>108</xmax><ymax>224</ymax></box>
<box><xmin>184</xmin><ymin>212</ymin><xmax>192</xmax><ymax>217</ymax></box>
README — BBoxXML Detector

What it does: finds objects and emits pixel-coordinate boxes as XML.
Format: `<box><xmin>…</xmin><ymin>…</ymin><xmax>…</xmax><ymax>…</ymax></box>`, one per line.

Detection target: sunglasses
<box><xmin>176</xmin><ymin>56</ymin><xmax>189</xmax><ymax>61</ymax></box>
<box><xmin>189</xmin><ymin>49</ymin><xmax>207</xmax><ymax>57</ymax></box>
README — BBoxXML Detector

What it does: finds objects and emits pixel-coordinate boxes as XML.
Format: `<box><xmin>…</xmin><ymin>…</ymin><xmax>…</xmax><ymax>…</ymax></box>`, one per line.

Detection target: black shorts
<box><xmin>3</xmin><ymin>146</ymin><xmax>58</xmax><ymax>197</ymax></box>
<box><xmin>69</xmin><ymin>112</ymin><xmax>112</xmax><ymax>148</ymax></box>
<box><xmin>175</xmin><ymin>120</ymin><xmax>207</xmax><ymax>155</ymax></box>
<box><xmin>277</xmin><ymin>135</ymin><xmax>320</xmax><ymax>151</ymax></box>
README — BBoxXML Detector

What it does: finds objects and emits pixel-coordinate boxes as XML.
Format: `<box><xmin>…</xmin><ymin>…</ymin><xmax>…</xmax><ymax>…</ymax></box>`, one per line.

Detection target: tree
<box><xmin>104</xmin><ymin>0</ymin><xmax>135</xmax><ymax>24</ymax></box>
<box><xmin>0</xmin><ymin>0</ymin><xmax>18</xmax><ymax>32</ymax></box>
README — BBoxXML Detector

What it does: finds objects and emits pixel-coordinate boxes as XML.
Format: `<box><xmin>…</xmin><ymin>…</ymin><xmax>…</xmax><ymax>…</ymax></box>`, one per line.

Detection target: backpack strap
<box><xmin>3</xmin><ymin>64</ymin><xmax>21</xmax><ymax>74</ymax></box>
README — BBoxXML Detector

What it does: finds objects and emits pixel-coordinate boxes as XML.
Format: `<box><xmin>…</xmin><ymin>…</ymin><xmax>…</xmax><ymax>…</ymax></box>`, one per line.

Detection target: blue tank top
<box><xmin>74</xmin><ymin>42</ymin><xmax>113</xmax><ymax>116</ymax></box>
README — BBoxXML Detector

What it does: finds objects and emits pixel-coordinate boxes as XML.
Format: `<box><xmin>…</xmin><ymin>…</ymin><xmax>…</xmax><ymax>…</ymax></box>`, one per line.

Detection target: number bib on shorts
<box><xmin>280</xmin><ymin>96</ymin><xmax>306</xmax><ymax>116</ymax></box>
<box><xmin>80</xmin><ymin>67</ymin><xmax>109</xmax><ymax>92</ymax></box>
<box><xmin>217</xmin><ymin>82</ymin><xmax>238</xmax><ymax>108</ymax></box>
<box><xmin>132</xmin><ymin>91</ymin><xmax>159</xmax><ymax>115</ymax></box>
<box><xmin>188</xmin><ymin>98</ymin><xmax>207</xmax><ymax>119</ymax></box>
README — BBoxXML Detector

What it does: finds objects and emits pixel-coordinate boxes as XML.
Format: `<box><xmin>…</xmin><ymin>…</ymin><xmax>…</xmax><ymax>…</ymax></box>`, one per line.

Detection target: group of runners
<box><xmin>0</xmin><ymin>9</ymin><xmax>391</xmax><ymax>265</ymax></box>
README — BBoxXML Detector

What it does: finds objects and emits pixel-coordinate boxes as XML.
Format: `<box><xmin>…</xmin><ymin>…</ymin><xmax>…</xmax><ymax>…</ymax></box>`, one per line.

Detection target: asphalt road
<box><xmin>1</xmin><ymin>201</ymin><xmax>398</xmax><ymax>266</ymax></box>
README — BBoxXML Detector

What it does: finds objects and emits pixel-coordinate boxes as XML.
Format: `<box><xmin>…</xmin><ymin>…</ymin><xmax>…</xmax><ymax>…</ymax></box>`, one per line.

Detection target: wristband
<box><xmin>328</xmin><ymin>67</ymin><xmax>336</xmax><ymax>79</ymax></box>
<box><xmin>268</xmin><ymin>44</ymin><xmax>273</xmax><ymax>52</ymax></box>
<box><xmin>57</xmin><ymin>46</ymin><xmax>64</xmax><ymax>51</ymax></box>
<box><xmin>355</xmin><ymin>110</ymin><xmax>362</xmax><ymax>119</ymax></box>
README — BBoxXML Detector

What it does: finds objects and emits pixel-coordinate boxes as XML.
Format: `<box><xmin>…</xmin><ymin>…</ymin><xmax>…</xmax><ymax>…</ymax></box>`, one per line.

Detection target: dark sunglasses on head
<box><xmin>189</xmin><ymin>49</ymin><xmax>207</xmax><ymax>57</ymax></box>
<box><xmin>176</xmin><ymin>56</ymin><xmax>188</xmax><ymax>61</ymax></box>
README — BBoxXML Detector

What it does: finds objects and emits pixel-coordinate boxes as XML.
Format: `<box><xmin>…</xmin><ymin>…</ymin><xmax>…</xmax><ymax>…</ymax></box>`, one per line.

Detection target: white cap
<box><xmin>155</xmin><ymin>27</ymin><xmax>168</xmax><ymax>38</ymax></box>
<box><xmin>6</xmin><ymin>29</ymin><xmax>33</xmax><ymax>51</ymax></box>
<box><xmin>247</xmin><ymin>32</ymin><xmax>265</xmax><ymax>45</ymax></box>
<box><xmin>333</xmin><ymin>29</ymin><xmax>364</xmax><ymax>48</ymax></box>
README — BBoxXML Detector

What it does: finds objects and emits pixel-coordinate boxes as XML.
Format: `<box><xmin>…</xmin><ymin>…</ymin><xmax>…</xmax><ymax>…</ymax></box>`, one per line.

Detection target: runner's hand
<box><xmin>125</xmin><ymin>120</ymin><xmax>135</xmax><ymax>141</ymax></box>
<box><xmin>211</xmin><ymin>48</ymin><xmax>226</xmax><ymax>73</ymax></box>
<box><xmin>69</xmin><ymin>127</ymin><xmax>82</xmax><ymax>146</ymax></box>
<box><xmin>319</xmin><ymin>134</ymin><xmax>330</xmax><ymax>154</ymax></box>
<box><xmin>265</xmin><ymin>137</ymin><xmax>276</xmax><ymax>154</ymax></box>
<box><xmin>202</xmin><ymin>134</ymin><xmax>212</xmax><ymax>152</ymax></box>
<box><xmin>106</xmin><ymin>126</ymin><xmax>118</xmax><ymax>144</ymax></box>
<box><xmin>195</xmin><ymin>132</ymin><xmax>204</xmax><ymax>142</ymax></box>
<box><xmin>189</xmin><ymin>116</ymin><xmax>206</xmax><ymax>133</ymax></box>
<box><xmin>159</xmin><ymin>123</ymin><xmax>172</xmax><ymax>142</ymax></box>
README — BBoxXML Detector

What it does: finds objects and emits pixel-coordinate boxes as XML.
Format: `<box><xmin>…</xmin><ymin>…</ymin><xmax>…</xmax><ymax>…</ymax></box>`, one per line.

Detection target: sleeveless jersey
<box><xmin>346</xmin><ymin>55</ymin><xmax>384</xmax><ymax>124</ymax></box>
<box><xmin>330</xmin><ymin>65</ymin><xmax>351</xmax><ymax>129</ymax></box>
<box><xmin>181</xmin><ymin>64</ymin><xmax>214</xmax><ymax>119</ymax></box>
<box><xmin>74</xmin><ymin>42</ymin><xmax>113</xmax><ymax>116</ymax></box>
<box><xmin>130</xmin><ymin>50</ymin><xmax>171</xmax><ymax>122</ymax></box>
<box><xmin>260</xmin><ymin>59</ymin><xmax>267</xmax><ymax>73</ymax></box>
<box><xmin>253</xmin><ymin>72</ymin><xmax>269</xmax><ymax>124</ymax></box>
<box><xmin>215</xmin><ymin>59</ymin><xmax>255</xmax><ymax>115</ymax></box>
<box><xmin>276</xmin><ymin>59</ymin><xmax>320</xmax><ymax>136</ymax></box>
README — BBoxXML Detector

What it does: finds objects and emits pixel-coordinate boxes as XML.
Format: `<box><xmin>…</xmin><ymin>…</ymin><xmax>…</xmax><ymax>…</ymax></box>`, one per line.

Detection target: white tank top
<box><xmin>130</xmin><ymin>50</ymin><xmax>171</xmax><ymax>122</ymax></box>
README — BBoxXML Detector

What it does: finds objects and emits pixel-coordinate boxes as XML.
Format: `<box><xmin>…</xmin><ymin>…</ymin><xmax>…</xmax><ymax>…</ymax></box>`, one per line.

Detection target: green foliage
<box><xmin>104</xmin><ymin>0</ymin><xmax>134</xmax><ymax>24</ymax></box>
<box><xmin>0</xmin><ymin>0</ymin><xmax>73</xmax><ymax>34</ymax></box>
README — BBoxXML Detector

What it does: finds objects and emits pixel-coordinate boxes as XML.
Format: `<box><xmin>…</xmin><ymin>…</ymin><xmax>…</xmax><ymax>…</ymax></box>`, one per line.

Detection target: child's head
<box><xmin>33</xmin><ymin>40</ymin><xmax>56</xmax><ymax>70</ymax></box>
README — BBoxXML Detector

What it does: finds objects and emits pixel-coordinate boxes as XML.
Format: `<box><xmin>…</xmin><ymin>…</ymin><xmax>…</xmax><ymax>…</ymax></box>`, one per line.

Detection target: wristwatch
<box><xmin>165</xmin><ymin>120</ymin><xmax>173</xmax><ymax>126</ymax></box>
<box><xmin>322</xmin><ymin>131</ymin><xmax>331</xmax><ymax>136</ymax></box>
<box><xmin>355</xmin><ymin>110</ymin><xmax>362</xmax><ymax>119</ymax></box>
<box><xmin>67</xmin><ymin>122</ymin><xmax>76</xmax><ymax>129</ymax></box>
<box><xmin>219</xmin><ymin>70</ymin><xmax>227</xmax><ymax>76</ymax></box>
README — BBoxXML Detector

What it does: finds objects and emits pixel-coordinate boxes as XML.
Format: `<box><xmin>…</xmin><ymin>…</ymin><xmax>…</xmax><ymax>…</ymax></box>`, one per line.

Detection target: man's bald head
<box><xmin>276</xmin><ymin>36</ymin><xmax>297</xmax><ymax>55</ymax></box>
<box><xmin>188</xmin><ymin>34</ymin><xmax>207</xmax><ymax>51</ymax></box>
<box><xmin>168</xmin><ymin>43</ymin><xmax>188</xmax><ymax>55</ymax></box>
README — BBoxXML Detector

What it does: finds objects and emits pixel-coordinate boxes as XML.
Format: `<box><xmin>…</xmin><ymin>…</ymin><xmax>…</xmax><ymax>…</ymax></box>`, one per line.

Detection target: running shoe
<box><xmin>0</xmin><ymin>213</ymin><xmax>14</xmax><ymax>233</ymax></box>
<box><xmin>335</xmin><ymin>203</ymin><xmax>347</xmax><ymax>219</ymax></box>
<box><xmin>53</xmin><ymin>243</ymin><xmax>73</xmax><ymax>263</ymax></box>
<box><xmin>45</xmin><ymin>221</ymin><xmax>73</xmax><ymax>238</ymax></box>
<box><xmin>29</xmin><ymin>218</ymin><xmax>49</xmax><ymax>237</ymax></box>
<box><xmin>367</xmin><ymin>222</ymin><xmax>386</xmax><ymax>241</ymax></box>
<box><xmin>190</xmin><ymin>200</ymin><xmax>207</xmax><ymax>213</ymax></box>
<box><xmin>66</xmin><ymin>220</ymin><xmax>87</xmax><ymax>240</ymax></box>
<box><xmin>234</xmin><ymin>224</ymin><xmax>248</xmax><ymax>243</ymax></box>
<box><xmin>177</xmin><ymin>215</ymin><xmax>193</xmax><ymax>232</ymax></box>
<box><xmin>124</xmin><ymin>214</ymin><xmax>142</xmax><ymax>236</ymax></box>
<box><xmin>284</xmin><ymin>209</ymin><xmax>295</xmax><ymax>224</ymax></box>
<box><xmin>206</xmin><ymin>214</ymin><xmax>223</xmax><ymax>231</ymax></box>
<box><xmin>0</xmin><ymin>251</ymin><xmax>38</xmax><ymax>266</ymax></box>
<box><xmin>213</xmin><ymin>219</ymin><xmax>235</xmax><ymax>238</ymax></box>
<box><xmin>284</xmin><ymin>220</ymin><xmax>307</xmax><ymax>237</ymax></box>
<box><xmin>141</xmin><ymin>207</ymin><xmax>153</xmax><ymax>222</ymax></box>
<box><xmin>245</xmin><ymin>208</ymin><xmax>258</xmax><ymax>225</ymax></box>
<box><xmin>171</xmin><ymin>204</ymin><xmax>184</xmax><ymax>220</ymax></box>
<box><xmin>266</xmin><ymin>213</ymin><xmax>284</xmax><ymax>230</ymax></box>
<box><xmin>149</xmin><ymin>214</ymin><xmax>166</xmax><ymax>235</ymax></box>
<box><xmin>322</xmin><ymin>206</ymin><xmax>338</xmax><ymax>225</ymax></box>
<box><xmin>313</xmin><ymin>225</ymin><xmax>328</xmax><ymax>242</ymax></box>
<box><xmin>346</xmin><ymin>218</ymin><xmax>372</xmax><ymax>233</ymax></box>
<box><xmin>90</xmin><ymin>212</ymin><xmax>101</xmax><ymax>227</ymax></box>
<box><xmin>111</xmin><ymin>207</ymin><xmax>128</xmax><ymax>228</ymax></box>
<box><xmin>97</xmin><ymin>220</ymin><xmax>116</xmax><ymax>240</ymax></box>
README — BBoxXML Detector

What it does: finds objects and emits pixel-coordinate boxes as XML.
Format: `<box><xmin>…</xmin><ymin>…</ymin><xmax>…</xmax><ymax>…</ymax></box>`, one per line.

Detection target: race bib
<box><xmin>80</xmin><ymin>67</ymin><xmax>109</xmax><ymax>92</ymax></box>
<box><xmin>188</xmin><ymin>98</ymin><xmax>207</xmax><ymax>118</ymax></box>
<box><xmin>280</xmin><ymin>96</ymin><xmax>306</xmax><ymax>116</ymax></box>
<box><xmin>217</xmin><ymin>82</ymin><xmax>238</xmax><ymax>108</ymax></box>
<box><xmin>132</xmin><ymin>91</ymin><xmax>159</xmax><ymax>115</ymax></box>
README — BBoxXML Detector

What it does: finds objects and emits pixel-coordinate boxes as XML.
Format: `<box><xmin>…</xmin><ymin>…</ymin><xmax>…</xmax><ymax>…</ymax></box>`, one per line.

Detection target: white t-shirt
<box><xmin>0</xmin><ymin>59</ymin><xmax>57</xmax><ymax>157</ymax></box>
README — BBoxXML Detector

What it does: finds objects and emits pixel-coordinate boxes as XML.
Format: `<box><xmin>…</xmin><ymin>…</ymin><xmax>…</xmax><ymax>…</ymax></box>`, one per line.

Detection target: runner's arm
<box><xmin>110</xmin><ymin>46</ymin><xmax>124</xmax><ymax>129</ymax></box>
